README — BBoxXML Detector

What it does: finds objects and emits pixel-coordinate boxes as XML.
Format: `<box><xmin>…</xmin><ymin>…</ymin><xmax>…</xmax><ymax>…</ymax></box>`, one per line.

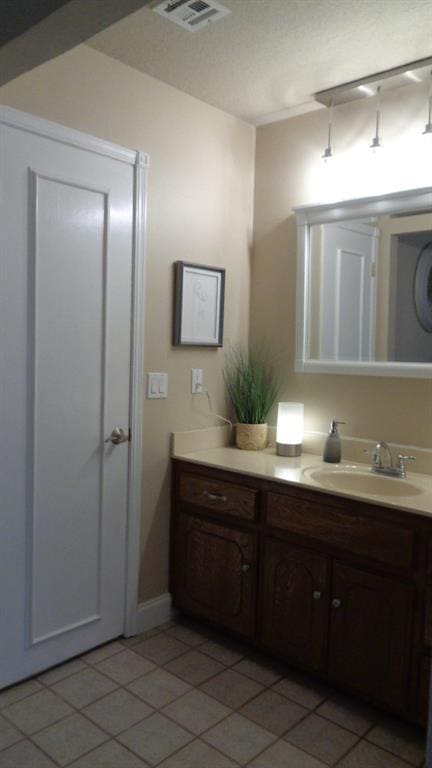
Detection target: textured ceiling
<box><xmin>88</xmin><ymin>0</ymin><xmax>432</xmax><ymax>125</ymax></box>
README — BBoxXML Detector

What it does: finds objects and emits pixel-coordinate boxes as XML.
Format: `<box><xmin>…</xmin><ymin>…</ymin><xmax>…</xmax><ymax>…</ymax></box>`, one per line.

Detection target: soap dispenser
<box><xmin>323</xmin><ymin>420</ymin><xmax>345</xmax><ymax>463</ymax></box>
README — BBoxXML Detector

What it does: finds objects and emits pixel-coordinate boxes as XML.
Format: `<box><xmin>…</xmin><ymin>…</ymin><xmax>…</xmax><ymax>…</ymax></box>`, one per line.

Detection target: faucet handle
<box><xmin>396</xmin><ymin>454</ymin><xmax>416</xmax><ymax>477</ymax></box>
<box><xmin>397</xmin><ymin>453</ymin><xmax>416</xmax><ymax>465</ymax></box>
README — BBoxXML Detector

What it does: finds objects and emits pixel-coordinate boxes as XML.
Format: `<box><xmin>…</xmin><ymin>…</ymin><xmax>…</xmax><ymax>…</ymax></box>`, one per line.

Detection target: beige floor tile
<box><xmin>2</xmin><ymin>688</ymin><xmax>73</xmax><ymax>735</ymax></box>
<box><xmin>127</xmin><ymin>669</ymin><xmax>192</xmax><ymax>709</ymax></box>
<box><xmin>286</xmin><ymin>712</ymin><xmax>359</xmax><ymax>765</ymax></box>
<box><xmin>118</xmin><ymin>712</ymin><xmax>193</xmax><ymax>766</ymax></box>
<box><xmin>273</xmin><ymin>672</ymin><xmax>331</xmax><ymax>709</ymax></box>
<box><xmin>316</xmin><ymin>693</ymin><xmax>379</xmax><ymax>735</ymax></box>
<box><xmin>157</xmin><ymin>621</ymin><xmax>178</xmax><ymax>630</ymax></box>
<box><xmin>337</xmin><ymin>739</ymin><xmax>415</xmax><ymax>767</ymax></box>
<box><xmin>164</xmin><ymin>650</ymin><xmax>225</xmax><ymax>685</ymax></box>
<box><xmin>38</xmin><ymin>658</ymin><xmax>88</xmax><ymax>685</ymax></box>
<box><xmin>233</xmin><ymin>654</ymin><xmax>286</xmax><ymax>686</ymax></box>
<box><xmin>203</xmin><ymin>712</ymin><xmax>276</xmax><ymax>764</ymax></box>
<box><xmin>81</xmin><ymin>641</ymin><xmax>125</xmax><ymax>664</ymax></box>
<box><xmin>51</xmin><ymin>667</ymin><xmax>118</xmax><ymax>708</ymax></box>
<box><xmin>121</xmin><ymin>629</ymin><xmax>161</xmax><ymax>646</ymax></box>
<box><xmin>133</xmin><ymin>634</ymin><xmax>189</xmax><ymax>665</ymax></box>
<box><xmin>367</xmin><ymin>717</ymin><xmax>425</xmax><ymax>766</ymax></box>
<box><xmin>165</xmin><ymin>624</ymin><xmax>209</xmax><ymax>647</ymax></box>
<box><xmin>69</xmin><ymin>739</ymin><xmax>149</xmax><ymax>766</ymax></box>
<box><xmin>0</xmin><ymin>739</ymin><xmax>57</xmax><ymax>768</ymax></box>
<box><xmin>199</xmin><ymin>638</ymin><xmax>247</xmax><ymax>666</ymax></box>
<box><xmin>248</xmin><ymin>739</ymin><xmax>328</xmax><ymax>768</ymax></box>
<box><xmin>32</xmin><ymin>713</ymin><xmax>108</xmax><ymax>766</ymax></box>
<box><xmin>0</xmin><ymin>713</ymin><xmax>22</xmax><ymax>751</ymax></box>
<box><xmin>95</xmin><ymin>649</ymin><xmax>155</xmax><ymax>684</ymax></box>
<box><xmin>200</xmin><ymin>668</ymin><xmax>263</xmax><ymax>709</ymax></box>
<box><xmin>240</xmin><ymin>689</ymin><xmax>308</xmax><ymax>736</ymax></box>
<box><xmin>158</xmin><ymin>738</ymin><xmax>238</xmax><ymax>767</ymax></box>
<box><xmin>83</xmin><ymin>688</ymin><xmax>153</xmax><ymax>735</ymax></box>
<box><xmin>0</xmin><ymin>679</ymin><xmax>43</xmax><ymax>709</ymax></box>
<box><xmin>162</xmin><ymin>689</ymin><xmax>231</xmax><ymax>734</ymax></box>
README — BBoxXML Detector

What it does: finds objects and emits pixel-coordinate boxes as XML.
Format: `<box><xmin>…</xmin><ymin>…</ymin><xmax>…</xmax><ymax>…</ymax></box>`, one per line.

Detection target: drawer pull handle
<box><xmin>203</xmin><ymin>491</ymin><xmax>228</xmax><ymax>503</ymax></box>
<box><xmin>332</xmin><ymin>598</ymin><xmax>341</xmax><ymax>609</ymax></box>
<box><xmin>313</xmin><ymin>590</ymin><xmax>322</xmax><ymax>601</ymax></box>
<box><xmin>242</xmin><ymin>563</ymin><xmax>251</xmax><ymax>573</ymax></box>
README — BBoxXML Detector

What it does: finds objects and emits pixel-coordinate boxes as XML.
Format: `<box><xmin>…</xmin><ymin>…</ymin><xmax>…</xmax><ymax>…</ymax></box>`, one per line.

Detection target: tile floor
<box><xmin>0</xmin><ymin>617</ymin><xmax>426</xmax><ymax>767</ymax></box>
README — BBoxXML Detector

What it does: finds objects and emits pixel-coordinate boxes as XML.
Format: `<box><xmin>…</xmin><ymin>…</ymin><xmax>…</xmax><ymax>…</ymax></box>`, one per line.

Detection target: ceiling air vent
<box><xmin>153</xmin><ymin>0</ymin><xmax>231</xmax><ymax>32</ymax></box>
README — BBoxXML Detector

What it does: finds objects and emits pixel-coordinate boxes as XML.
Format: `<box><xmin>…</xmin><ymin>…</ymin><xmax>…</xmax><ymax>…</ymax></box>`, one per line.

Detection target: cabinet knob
<box><xmin>313</xmin><ymin>590</ymin><xmax>322</xmax><ymax>601</ymax></box>
<box><xmin>242</xmin><ymin>563</ymin><xmax>251</xmax><ymax>573</ymax></box>
<box><xmin>332</xmin><ymin>598</ymin><xmax>341</xmax><ymax>609</ymax></box>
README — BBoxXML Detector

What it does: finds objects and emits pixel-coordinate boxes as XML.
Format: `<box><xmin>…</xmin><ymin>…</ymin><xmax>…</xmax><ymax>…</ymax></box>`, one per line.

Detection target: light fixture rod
<box><xmin>375</xmin><ymin>86</ymin><xmax>381</xmax><ymax>139</ymax></box>
<box><xmin>327</xmin><ymin>98</ymin><xmax>333</xmax><ymax>150</ymax></box>
<box><xmin>370</xmin><ymin>86</ymin><xmax>382</xmax><ymax>149</ymax></box>
<box><xmin>321</xmin><ymin>98</ymin><xmax>334</xmax><ymax>160</ymax></box>
<box><xmin>425</xmin><ymin>70</ymin><xmax>432</xmax><ymax>134</ymax></box>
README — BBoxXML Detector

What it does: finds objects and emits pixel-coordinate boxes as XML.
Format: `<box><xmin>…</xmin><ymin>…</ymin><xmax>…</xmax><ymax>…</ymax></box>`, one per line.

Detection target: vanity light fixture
<box><xmin>315</xmin><ymin>56</ymin><xmax>432</xmax><ymax>107</ymax></box>
<box><xmin>423</xmin><ymin>70</ymin><xmax>432</xmax><ymax>136</ymax></box>
<box><xmin>321</xmin><ymin>98</ymin><xmax>334</xmax><ymax>161</ymax></box>
<box><xmin>276</xmin><ymin>402</ymin><xmax>304</xmax><ymax>457</ymax></box>
<box><xmin>370</xmin><ymin>86</ymin><xmax>382</xmax><ymax>150</ymax></box>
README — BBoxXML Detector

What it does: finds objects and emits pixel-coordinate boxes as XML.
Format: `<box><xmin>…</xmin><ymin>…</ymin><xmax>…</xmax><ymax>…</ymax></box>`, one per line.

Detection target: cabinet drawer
<box><xmin>266</xmin><ymin>492</ymin><xmax>414</xmax><ymax>570</ymax></box>
<box><xmin>179</xmin><ymin>473</ymin><xmax>258</xmax><ymax>521</ymax></box>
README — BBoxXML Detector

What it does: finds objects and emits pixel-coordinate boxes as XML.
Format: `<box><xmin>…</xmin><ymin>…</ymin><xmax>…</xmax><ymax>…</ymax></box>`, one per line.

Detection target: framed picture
<box><xmin>173</xmin><ymin>261</ymin><xmax>225</xmax><ymax>346</ymax></box>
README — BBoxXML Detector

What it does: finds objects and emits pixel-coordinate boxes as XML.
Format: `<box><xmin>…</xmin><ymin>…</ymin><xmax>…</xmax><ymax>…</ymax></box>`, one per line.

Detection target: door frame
<box><xmin>0</xmin><ymin>105</ymin><xmax>148</xmax><ymax>639</ymax></box>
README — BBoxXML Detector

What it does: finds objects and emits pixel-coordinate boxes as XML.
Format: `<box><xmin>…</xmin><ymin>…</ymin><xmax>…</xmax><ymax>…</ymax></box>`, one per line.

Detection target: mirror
<box><xmin>295</xmin><ymin>187</ymin><xmax>432</xmax><ymax>378</ymax></box>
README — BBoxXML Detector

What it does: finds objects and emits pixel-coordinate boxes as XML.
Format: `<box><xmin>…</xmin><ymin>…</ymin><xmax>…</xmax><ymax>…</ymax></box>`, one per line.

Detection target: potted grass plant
<box><xmin>223</xmin><ymin>344</ymin><xmax>280</xmax><ymax>450</ymax></box>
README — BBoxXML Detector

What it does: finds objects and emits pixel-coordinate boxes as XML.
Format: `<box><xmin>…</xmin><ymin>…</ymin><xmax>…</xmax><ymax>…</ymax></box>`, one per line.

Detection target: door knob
<box><xmin>332</xmin><ymin>598</ymin><xmax>341</xmax><ymax>609</ymax></box>
<box><xmin>105</xmin><ymin>427</ymin><xmax>130</xmax><ymax>445</ymax></box>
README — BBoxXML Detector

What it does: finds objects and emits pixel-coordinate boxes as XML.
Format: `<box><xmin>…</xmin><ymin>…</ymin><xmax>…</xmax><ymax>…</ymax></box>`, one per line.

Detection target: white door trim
<box><xmin>0</xmin><ymin>105</ymin><xmax>149</xmax><ymax>166</ymax></box>
<box><xmin>0</xmin><ymin>104</ymin><xmax>149</xmax><ymax>640</ymax></box>
<box><xmin>125</xmin><ymin>151</ymin><xmax>148</xmax><ymax>636</ymax></box>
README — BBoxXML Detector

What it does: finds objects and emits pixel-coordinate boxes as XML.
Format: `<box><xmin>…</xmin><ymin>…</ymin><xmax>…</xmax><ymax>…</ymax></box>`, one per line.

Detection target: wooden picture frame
<box><xmin>173</xmin><ymin>261</ymin><xmax>225</xmax><ymax>347</ymax></box>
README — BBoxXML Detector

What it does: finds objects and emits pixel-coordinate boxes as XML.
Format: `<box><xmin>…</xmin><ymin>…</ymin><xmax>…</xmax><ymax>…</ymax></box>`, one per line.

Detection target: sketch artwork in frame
<box><xmin>174</xmin><ymin>261</ymin><xmax>225</xmax><ymax>346</ymax></box>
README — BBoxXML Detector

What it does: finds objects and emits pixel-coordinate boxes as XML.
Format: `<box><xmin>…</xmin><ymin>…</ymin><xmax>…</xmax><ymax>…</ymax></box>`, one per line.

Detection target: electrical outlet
<box><xmin>191</xmin><ymin>368</ymin><xmax>203</xmax><ymax>394</ymax></box>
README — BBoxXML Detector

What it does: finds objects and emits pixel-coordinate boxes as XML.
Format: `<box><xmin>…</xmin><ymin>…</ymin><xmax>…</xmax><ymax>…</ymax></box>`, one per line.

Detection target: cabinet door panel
<box><xmin>329</xmin><ymin>562</ymin><xmax>413</xmax><ymax>710</ymax></box>
<box><xmin>260</xmin><ymin>539</ymin><xmax>329</xmax><ymax>671</ymax></box>
<box><xmin>173</xmin><ymin>513</ymin><xmax>256</xmax><ymax>639</ymax></box>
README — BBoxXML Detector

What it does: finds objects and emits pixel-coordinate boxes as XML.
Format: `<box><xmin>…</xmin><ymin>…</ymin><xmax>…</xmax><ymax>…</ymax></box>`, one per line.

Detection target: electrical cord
<box><xmin>198</xmin><ymin>386</ymin><xmax>233</xmax><ymax>429</ymax></box>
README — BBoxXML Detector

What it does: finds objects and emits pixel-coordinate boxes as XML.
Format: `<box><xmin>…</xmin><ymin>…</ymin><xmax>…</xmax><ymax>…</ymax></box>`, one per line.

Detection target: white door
<box><xmin>0</xmin><ymin>109</ymin><xmax>143</xmax><ymax>688</ymax></box>
<box><xmin>319</xmin><ymin>221</ymin><xmax>377</xmax><ymax>361</ymax></box>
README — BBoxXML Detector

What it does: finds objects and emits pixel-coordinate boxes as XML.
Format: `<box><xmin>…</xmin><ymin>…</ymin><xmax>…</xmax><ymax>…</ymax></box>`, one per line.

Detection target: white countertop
<box><xmin>173</xmin><ymin>446</ymin><xmax>432</xmax><ymax>518</ymax></box>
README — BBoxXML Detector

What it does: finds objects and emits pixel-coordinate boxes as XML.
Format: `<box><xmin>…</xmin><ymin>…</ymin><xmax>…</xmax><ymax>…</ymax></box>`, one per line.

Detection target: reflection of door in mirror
<box><xmin>309</xmin><ymin>220</ymin><xmax>377</xmax><ymax>361</ymax></box>
<box><xmin>376</xmin><ymin>213</ymin><xmax>432</xmax><ymax>363</ymax></box>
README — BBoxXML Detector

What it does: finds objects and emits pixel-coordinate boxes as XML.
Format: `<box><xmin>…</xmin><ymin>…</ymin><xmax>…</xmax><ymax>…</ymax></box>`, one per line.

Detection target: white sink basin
<box><xmin>303</xmin><ymin>466</ymin><xmax>422</xmax><ymax>498</ymax></box>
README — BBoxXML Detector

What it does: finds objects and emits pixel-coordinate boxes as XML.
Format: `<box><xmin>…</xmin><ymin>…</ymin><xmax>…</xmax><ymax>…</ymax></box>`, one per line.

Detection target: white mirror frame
<box><xmin>294</xmin><ymin>186</ymin><xmax>432</xmax><ymax>379</ymax></box>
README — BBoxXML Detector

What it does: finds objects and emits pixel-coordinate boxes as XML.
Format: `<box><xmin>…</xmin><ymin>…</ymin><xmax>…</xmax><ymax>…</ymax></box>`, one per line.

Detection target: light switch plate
<box><xmin>147</xmin><ymin>372</ymin><xmax>168</xmax><ymax>399</ymax></box>
<box><xmin>191</xmin><ymin>368</ymin><xmax>203</xmax><ymax>394</ymax></box>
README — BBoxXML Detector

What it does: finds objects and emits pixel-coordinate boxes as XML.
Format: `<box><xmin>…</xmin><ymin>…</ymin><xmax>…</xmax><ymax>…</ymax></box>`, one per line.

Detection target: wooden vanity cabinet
<box><xmin>172</xmin><ymin>511</ymin><xmax>257</xmax><ymax>639</ymax></box>
<box><xmin>171</xmin><ymin>469</ymin><xmax>258</xmax><ymax>640</ymax></box>
<box><xmin>328</xmin><ymin>562</ymin><xmax>413</xmax><ymax>711</ymax></box>
<box><xmin>171</xmin><ymin>459</ymin><xmax>429</xmax><ymax>724</ymax></box>
<box><xmin>260</xmin><ymin>539</ymin><xmax>330</xmax><ymax>672</ymax></box>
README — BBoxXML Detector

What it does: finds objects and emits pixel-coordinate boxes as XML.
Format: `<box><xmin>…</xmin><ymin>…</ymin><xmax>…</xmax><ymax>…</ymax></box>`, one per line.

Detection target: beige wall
<box><xmin>253</xmin><ymin>81</ymin><xmax>432</xmax><ymax>449</ymax></box>
<box><xmin>0</xmin><ymin>45</ymin><xmax>255</xmax><ymax>601</ymax></box>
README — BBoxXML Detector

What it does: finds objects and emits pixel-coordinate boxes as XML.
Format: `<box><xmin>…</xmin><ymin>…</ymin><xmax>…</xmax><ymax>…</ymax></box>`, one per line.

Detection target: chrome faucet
<box><xmin>368</xmin><ymin>441</ymin><xmax>416</xmax><ymax>479</ymax></box>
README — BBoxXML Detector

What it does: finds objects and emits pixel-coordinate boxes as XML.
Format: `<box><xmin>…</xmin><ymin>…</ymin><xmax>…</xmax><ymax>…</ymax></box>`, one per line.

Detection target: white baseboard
<box><xmin>134</xmin><ymin>593</ymin><xmax>177</xmax><ymax>635</ymax></box>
